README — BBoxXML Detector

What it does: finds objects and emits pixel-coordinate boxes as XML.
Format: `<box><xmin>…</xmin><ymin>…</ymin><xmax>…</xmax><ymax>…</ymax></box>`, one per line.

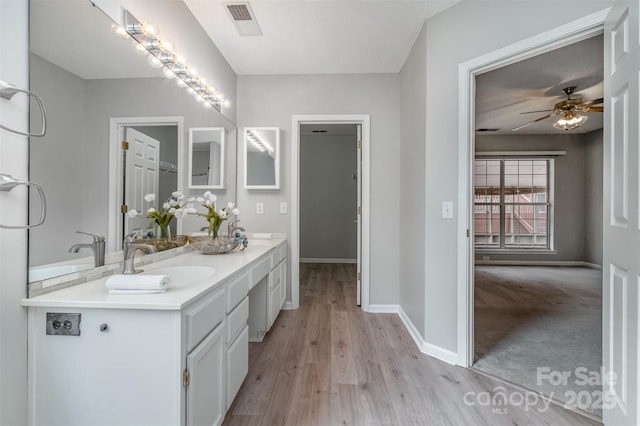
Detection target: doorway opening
<box><xmin>299</xmin><ymin>124</ymin><xmax>359</xmax><ymax>303</ymax></box>
<box><xmin>291</xmin><ymin>115</ymin><xmax>370</xmax><ymax>311</ymax></box>
<box><xmin>457</xmin><ymin>8</ymin><xmax>609</xmax><ymax>418</ymax></box>
<box><xmin>108</xmin><ymin>116</ymin><xmax>184</xmax><ymax>252</ymax></box>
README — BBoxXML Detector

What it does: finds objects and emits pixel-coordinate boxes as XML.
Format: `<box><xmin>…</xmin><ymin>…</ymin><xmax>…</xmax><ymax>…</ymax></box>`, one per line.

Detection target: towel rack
<box><xmin>0</xmin><ymin>174</ymin><xmax>46</xmax><ymax>229</ymax></box>
<box><xmin>0</xmin><ymin>80</ymin><xmax>47</xmax><ymax>137</ymax></box>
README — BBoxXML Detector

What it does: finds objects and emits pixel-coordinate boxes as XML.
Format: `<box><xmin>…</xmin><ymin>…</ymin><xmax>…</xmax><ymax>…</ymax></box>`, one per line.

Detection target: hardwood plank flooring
<box><xmin>224</xmin><ymin>263</ymin><xmax>600</xmax><ymax>425</ymax></box>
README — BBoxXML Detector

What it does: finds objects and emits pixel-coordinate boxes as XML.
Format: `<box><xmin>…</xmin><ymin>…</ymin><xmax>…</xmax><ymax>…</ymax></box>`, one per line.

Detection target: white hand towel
<box><xmin>108</xmin><ymin>288</ymin><xmax>167</xmax><ymax>295</ymax></box>
<box><xmin>106</xmin><ymin>274</ymin><xmax>170</xmax><ymax>291</ymax></box>
<box><xmin>252</xmin><ymin>233</ymin><xmax>272</xmax><ymax>240</ymax></box>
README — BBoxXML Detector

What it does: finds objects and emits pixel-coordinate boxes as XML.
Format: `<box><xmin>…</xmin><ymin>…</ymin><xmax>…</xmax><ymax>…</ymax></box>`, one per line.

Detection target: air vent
<box><xmin>227</xmin><ymin>4</ymin><xmax>252</xmax><ymax>21</ymax></box>
<box><xmin>225</xmin><ymin>2</ymin><xmax>262</xmax><ymax>36</ymax></box>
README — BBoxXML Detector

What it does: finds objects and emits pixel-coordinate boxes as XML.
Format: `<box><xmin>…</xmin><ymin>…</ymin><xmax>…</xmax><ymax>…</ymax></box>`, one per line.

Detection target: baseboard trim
<box><xmin>282</xmin><ymin>301</ymin><xmax>295</xmax><ymax>310</ymax></box>
<box><xmin>367</xmin><ymin>305</ymin><xmax>455</xmax><ymax>365</ymax></box>
<box><xmin>367</xmin><ymin>304</ymin><xmax>399</xmax><ymax>313</ymax></box>
<box><xmin>300</xmin><ymin>258</ymin><xmax>357</xmax><ymax>264</ymax></box>
<box><xmin>475</xmin><ymin>260</ymin><xmax>602</xmax><ymax>269</ymax></box>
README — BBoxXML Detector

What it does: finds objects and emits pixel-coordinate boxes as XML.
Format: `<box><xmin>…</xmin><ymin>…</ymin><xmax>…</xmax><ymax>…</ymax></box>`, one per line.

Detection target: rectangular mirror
<box><xmin>27</xmin><ymin>0</ymin><xmax>238</xmax><ymax>284</ymax></box>
<box><xmin>189</xmin><ymin>127</ymin><xmax>225</xmax><ymax>189</ymax></box>
<box><xmin>244</xmin><ymin>127</ymin><xmax>280</xmax><ymax>189</ymax></box>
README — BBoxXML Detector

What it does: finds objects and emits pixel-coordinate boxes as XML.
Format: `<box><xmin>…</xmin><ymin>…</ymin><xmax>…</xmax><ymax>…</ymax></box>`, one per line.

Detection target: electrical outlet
<box><xmin>46</xmin><ymin>313</ymin><xmax>81</xmax><ymax>336</ymax></box>
<box><xmin>256</xmin><ymin>202</ymin><xmax>264</xmax><ymax>215</ymax></box>
<box><xmin>280</xmin><ymin>202</ymin><xmax>287</xmax><ymax>214</ymax></box>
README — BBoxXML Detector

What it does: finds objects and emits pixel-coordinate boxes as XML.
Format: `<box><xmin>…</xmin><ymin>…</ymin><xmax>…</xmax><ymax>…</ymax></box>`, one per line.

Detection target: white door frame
<box><xmin>290</xmin><ymin>114</ymin><xmax>371</xmax><ymax>311</ymax></box>
<box><xmin>456</xmin><ymin>10</ymin><xmax>610</xmax><ymax>367</ymax></box>
<box><xmin>108</xmin><ymin>116</ymin><xmax>184</xmax><ymax>252</ymax></box>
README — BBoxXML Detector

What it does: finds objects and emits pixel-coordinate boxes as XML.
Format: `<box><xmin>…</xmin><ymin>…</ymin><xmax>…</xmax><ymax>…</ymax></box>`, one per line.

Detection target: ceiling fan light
<box><xmin>553</xmin><ymin>113</ymin><xmax>588</xmax><ymax>131</ymax></box>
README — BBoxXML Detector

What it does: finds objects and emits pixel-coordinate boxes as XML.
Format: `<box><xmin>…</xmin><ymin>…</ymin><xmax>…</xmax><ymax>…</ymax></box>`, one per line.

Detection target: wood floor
<box><xmin>223</xmin><ymin>263</ymin><xmax>600</xmax><ymax>426</ymax></box>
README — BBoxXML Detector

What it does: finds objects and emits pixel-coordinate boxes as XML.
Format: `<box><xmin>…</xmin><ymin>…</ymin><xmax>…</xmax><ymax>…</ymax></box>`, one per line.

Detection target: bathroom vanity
<box><xmin>22</xmin><ymin>238</ymin><xmax>286</xmax><ymax>426</ymax></box>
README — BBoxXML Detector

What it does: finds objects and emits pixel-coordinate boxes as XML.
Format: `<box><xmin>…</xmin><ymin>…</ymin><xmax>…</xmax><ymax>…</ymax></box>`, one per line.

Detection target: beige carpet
<box><xmin>473</xmin><ymin>265</ymin><xmax>602</xmax><ymax>416</ymax></box>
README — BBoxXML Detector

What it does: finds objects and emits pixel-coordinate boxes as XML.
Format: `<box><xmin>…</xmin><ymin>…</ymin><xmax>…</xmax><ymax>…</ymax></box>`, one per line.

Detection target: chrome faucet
<box><xmin>227</xmin><ymin>220</ymin><xmax>245</xmax><ymax>238</ymax></box>
<box><xmin>68</xmin><ymin>231</ymin><xmax>105</xmax><ymax>267</ymax></box>
<box><xmin>122</xmin><ymin>233</ymin><xmax>157</xmax><ymax>275</ymax></box>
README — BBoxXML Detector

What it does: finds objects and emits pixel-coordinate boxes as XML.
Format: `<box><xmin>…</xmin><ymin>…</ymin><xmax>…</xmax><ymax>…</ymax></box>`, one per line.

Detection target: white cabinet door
<box><xmin>226</xmin><ymin>325</ymin><xmax>249</xmax><ymax>409</ymax></box>
<box><xmin>186</xmin><ymin>322</ymin><xmax>225</xmax><ymax>426</ymax></box>
<box><xmin>279</xmin><ymin>259</ymin><xmax>287</xmax><ymax>308</ymax></box>
<box><xmin>268</xmin><ymin>281</ymin><xmax>281</xmax><ymax>329</ymax></box>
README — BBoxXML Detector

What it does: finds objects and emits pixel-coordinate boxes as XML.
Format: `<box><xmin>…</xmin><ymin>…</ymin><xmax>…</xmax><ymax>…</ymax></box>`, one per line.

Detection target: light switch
<box><xmin>256</xmin><ymin>202</ymin><xmax>264</xmax><ymax>215</ymax></box>
<box><xmin>442</xmin><ymin>201</ymin><xmax>454</xmax><ymax>219</ymax></box>
<box><xmin>280</xmin><ymin>202</ymin><xmax>287</xmax><ymax>214</ymax></box>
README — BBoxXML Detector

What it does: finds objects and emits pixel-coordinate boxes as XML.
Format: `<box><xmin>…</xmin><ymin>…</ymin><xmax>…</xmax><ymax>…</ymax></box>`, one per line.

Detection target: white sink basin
<box><xmin>141</xmin><ymin>266</ymin><xmax>215</xmax><ymax>284</ymax></box>
<box><xmin>29</xmin><ymin>264</ymin><xmax>93</xmax><ymax>282</ymax></box>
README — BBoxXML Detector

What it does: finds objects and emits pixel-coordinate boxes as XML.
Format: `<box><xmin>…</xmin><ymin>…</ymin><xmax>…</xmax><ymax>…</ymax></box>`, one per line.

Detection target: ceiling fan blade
<box><xmin>520</xmin><ymin>109</ymin><xmax>553</xmax><ymax>115</ymax></box>
<box><xmin>580</xmin><ymin>97</ymin><xmax>604</xmax><ymax>107</ymax></box>
<box><xmin>512</xmin><ymin>113</ymin><xmax>555</xmax><ymax>131</ymax></box>
<box><xmin>585</xmin><ymin>106</ymin><xmax>604</xmax><ymax>112</ymax></box>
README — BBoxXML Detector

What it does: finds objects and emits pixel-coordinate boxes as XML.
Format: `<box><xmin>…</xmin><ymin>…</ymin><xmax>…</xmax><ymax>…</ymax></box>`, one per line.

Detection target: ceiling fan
<box><xmin>512</xmin><ymin>86</ymin><xmax>604</xmax><ymax>132</ymax></box>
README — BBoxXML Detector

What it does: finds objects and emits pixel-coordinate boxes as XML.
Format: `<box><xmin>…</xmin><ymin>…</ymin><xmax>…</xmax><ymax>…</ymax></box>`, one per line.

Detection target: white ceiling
<box><xmin>183</xmin><ymin>0</ymin><xmax>461</xmax><ymax>75</ymax></box>
<box><xmin>32</xmin><ymin>1</ymin><xmax>604</xmax><ymax>136</ymax></box>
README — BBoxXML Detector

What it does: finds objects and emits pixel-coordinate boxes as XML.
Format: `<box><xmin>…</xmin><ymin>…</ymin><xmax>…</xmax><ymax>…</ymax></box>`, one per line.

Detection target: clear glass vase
<box><xmin>155</xmin><ymin>222</ymin><xmax>171</xmax><ymax>240</ymax></box>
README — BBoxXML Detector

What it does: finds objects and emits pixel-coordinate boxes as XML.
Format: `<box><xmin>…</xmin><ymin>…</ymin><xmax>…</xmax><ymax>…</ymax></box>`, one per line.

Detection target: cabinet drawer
<box><xmin>250</xmin><ymin>256</ymin><xmax>271</xmax><ymax>289</ymax></box>
<box><xmin>185</xmin><ymin>288</ymin><xmax>225</xmax><ymax>353</ymax></box>
<box><xmin>227</xmin><ymin>297</ymin><xmax>248</xmax><ymax>345</ymax></box>
<box><xmin>269</xmin><ymin>263</ymin><xmax>281</xmax><ymax>290</ymax></box>
<box><xmin>226</xmin><ymin>272</ymin><xmax>249</xmax><ymax>313</ymax></box>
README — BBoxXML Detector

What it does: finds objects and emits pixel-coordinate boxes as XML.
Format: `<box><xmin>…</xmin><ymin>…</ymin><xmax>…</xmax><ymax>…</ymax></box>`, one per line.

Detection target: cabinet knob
<box><xmin>99</xmin><ymin>323</ymin><xmax>109</xmax><ymax>332</ymax></box>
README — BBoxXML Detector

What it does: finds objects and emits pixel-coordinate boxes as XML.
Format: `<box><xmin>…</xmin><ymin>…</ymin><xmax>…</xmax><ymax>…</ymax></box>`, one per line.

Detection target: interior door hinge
<box><xmin>121</xmin><ymin>205</ymin><xmax>128</xmax><ymax>214</ymax></box>
<box><xmin>183</xmin><ymin>369</ymin><xmax>190</xmax><ymax>387</ymax></box>
<box><xmin>358</xmin><ymin>206</ymin><xmax>361</xmax><ymax>215</ymax></box>
<box><xmin>121</xmin><ymin>141</ymin><xmax>129</xmax><ymax>150</ymax></box>
<box><xmin>467</xmin><ymin>229</ymin><xmax>470</xmax><ymax>238</ymax></box>
<box><xmin>357</xmin><ymin>272</ymin><xmax>361</xmax><ymax>281</ymax></box>
<box><xmin>357</xmin><ymin>140</ymin><xmax>362</xmax><ymax>149</ymax></box>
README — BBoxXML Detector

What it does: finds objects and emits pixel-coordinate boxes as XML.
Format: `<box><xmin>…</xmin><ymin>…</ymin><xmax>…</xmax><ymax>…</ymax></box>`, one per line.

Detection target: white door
<box><xmin>603</xmin><ymin>1</ymin><xmax>640</xmax><ymax>424</ymax></box>
<box><xmin>124</xmin><ymin>127</ymin><xmax>160</xmax><ymax>237</ymax></box>
<box><xmin>356</xmin><ymin>124</ymin><xmax>362</xmax><ymax>306</ymax></box>
<box><xmin>186</xmin><ymin>323</ymin><xmax>225</xmax><ymax>426</ymax></box>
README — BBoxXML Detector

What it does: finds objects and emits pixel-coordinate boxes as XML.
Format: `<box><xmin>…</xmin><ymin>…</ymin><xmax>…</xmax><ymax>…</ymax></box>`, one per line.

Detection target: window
<box><xmin>474</xmin><ymin>158</ymin><xmax>551</xmax><ymax>250</ymax></box>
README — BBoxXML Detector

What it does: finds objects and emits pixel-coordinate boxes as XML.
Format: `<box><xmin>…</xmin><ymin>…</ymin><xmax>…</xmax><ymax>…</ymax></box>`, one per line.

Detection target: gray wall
<box><xmin>399</xmin><ymin>23</ymin><xmax>427</xmax><ymax>337</ymax></box>
<box><xmin>236</xmin><ymin>74</ymin><xmax>401</xmax><ymax>305</ymax></box>
<box><xmin>247</xmin><ymin>152</ymin><xmax>276</xmax><ymax>186</ymax></box>
<box><xmin>29</xmin><ymin>53</ymin><xmax>86</xmax><ymax>266</ymax></box>
<box><xmin>398</xmin><ymin>0</ymin><xmax>614</xmax><ymax>353</ymax></box>
<box><xmin>0</xmin><ymin>0</ymin><xmax>28</xmax><ymax>423</ymax></box>
<box><xmin>475</xmin><ymin>133</ymin><xmax>592</xmax><ymax>262</ymax></box>
<box><xmin>300</xmin><ymin>134</ymin><xmax>357</xmax><ymax>261</ymax></box>
<box><xmin>584</xmin><ymin>129</ymin><xmax>603</xmax><ymax>265</ymax></box>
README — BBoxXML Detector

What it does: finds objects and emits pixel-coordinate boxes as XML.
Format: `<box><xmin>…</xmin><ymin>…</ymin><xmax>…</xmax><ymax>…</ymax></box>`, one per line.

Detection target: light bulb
<box><xmin>223</xmin><ymin>100</ymin><xmax>230</xmax><ymax>108</ymax></box>
<box><xmin>163</xmin><ymin>67</ymin><xmax>177</xmax><ymax>79</ymax></box>
<box><xmin>147</xmin><ymin>54</ymin><xmax>163</xmax><ymax>68</ymax></box>
<box><xmin>175</xmin><ymin>78</ymin><xmax>186</xmax><ymax>88</ymax></box>
<box><xmin>160</xmin><ymin>40</ymin><xmax>174</xmax><ymax>54</ymax></box>
<box><xmin>111</xmin><ymin>24</ymin><xmax>129</xmax><ymax>39</ymax></box>
<box><xmin>204</xmin><ymin>102</ymin><xmax>212</xmax><ymax>109</ymax></box>
<box><xmin>142</xmin><ymin>23</ymin><xmax>157</xmax><ymax>37</ymax></box>
<box><xmin>133</xmin><ymin>42</ymin><xmax>147</xmax><ymax>55</ymax></box>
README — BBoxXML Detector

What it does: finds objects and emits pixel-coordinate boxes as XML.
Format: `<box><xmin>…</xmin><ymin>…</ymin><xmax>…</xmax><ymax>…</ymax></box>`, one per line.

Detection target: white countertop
<box><xmin>22</xmin><ymin>238</ymin><xmax>285</xmax><ymax>311</ymax></box>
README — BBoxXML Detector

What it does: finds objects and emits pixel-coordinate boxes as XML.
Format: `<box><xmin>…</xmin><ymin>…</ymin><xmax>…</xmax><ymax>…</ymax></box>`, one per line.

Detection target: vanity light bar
<box><xmin>247</xmin><ymin>130</ymin><xmax>273</xmax><ymax>153</ymax></box>
<box><xmin>118</xmin><ymin>9</ymin><xmax>230</xmax><ymax>110</ymax></box>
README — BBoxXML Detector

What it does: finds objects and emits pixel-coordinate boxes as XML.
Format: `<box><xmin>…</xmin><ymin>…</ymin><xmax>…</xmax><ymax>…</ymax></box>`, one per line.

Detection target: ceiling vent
<box><xmin>225</xmin><ymin>2</ymin><xmax>262</xmax><ymax>37</ymax></box>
